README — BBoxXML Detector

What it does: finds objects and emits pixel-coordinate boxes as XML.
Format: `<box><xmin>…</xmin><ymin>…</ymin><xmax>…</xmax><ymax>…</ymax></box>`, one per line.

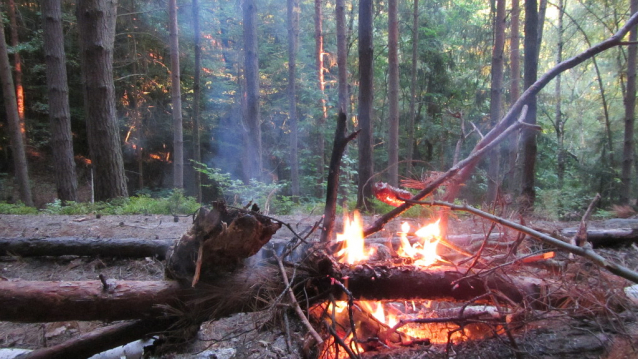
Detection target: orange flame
<box><xmin>334</xmin><ymin>211</ymin><xmax>374</xmax><ymax>264</ymax></box>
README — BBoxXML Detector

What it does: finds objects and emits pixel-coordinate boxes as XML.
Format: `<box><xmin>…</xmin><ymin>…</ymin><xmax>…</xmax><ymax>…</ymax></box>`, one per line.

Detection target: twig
<box><xmin>274</xmin><ymin>253</ymin><xmax>323</xmax><ymax>344</ymax></box>
<box><xmin>405</xmin><ymin>199</ymin><xmax>638</xmax><ymax>284</ymax></box>
<box><xmin>364</xmin><ymin>105</ymin><xmax>532</xmax><ymax>237</ymax></box>
<box><xmin>191</xmin><ymin>240</ymin><xmax>204</xmax><ymax>287</ymax></box>
<box><xmin>323</xmin><ymin>320</ymin><xmax>360</xmax><ymax>359</ymax></box>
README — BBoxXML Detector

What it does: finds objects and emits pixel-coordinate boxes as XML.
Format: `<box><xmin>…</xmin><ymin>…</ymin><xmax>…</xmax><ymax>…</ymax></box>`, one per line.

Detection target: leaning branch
<box><xmin>364</xmin><ymin>106</ymin><xmax>533</xmax><ymax>237</ymax></box>
<box><xmin>406</xmin><ymin>199</ymin><xmax>638</xmax><ymax>284</ymax></box>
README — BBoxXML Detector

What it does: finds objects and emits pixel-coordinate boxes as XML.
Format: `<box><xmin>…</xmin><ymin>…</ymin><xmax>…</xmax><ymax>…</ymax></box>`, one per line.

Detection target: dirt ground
<box><xmin>1</xmin><ymin>213</ymin><xmax>638</xmax><ymax>358</ymax></box>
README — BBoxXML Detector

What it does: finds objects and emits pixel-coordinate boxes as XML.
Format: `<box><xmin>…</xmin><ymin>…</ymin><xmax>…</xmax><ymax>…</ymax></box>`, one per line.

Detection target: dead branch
<box><xmin>406</xmin><ymin>199</ymin><xmax>638</xmax><ymax>284</ymax></box>
<box><xmin>364</xmin><ymin>105</ymin><xmax>532</xmax><ymax>237</ymax></box>
<box><xmin>322</xmin><ymin>110</ymin><xmax>361</xmax><ymax>242</ymax></box>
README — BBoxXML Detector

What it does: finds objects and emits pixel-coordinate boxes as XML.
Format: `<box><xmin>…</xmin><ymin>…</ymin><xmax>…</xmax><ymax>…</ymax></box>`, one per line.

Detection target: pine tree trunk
<box><xmin>336</xmin><ymin>0</ymin><xmax>348</xmax><ymax>115</ymax></box>
<box><xmin>506</xmin><ymin>0</ymin><xmax>521</xmax><ymax>192</ymax></box>
<box><xmin>243</xmin><ymin>0</ymin><xmax>263</xmax><ymax>181</ymax></box>
<box><xmin>314</xmin><ymin>0</ymin><xmax>326</xmax><ymax>198</ymax></box>
<box><xmin>6</xmin><ymin>0</ymin><xmax>25</xmax><ymax>143</ymax></box>
<box><xmin>192</xmin><ymin>0</ymin><xmax>202</xmax><ymax>202</ymax></box>
<box><xmin>288</xmin><ymin>0</ymin><xmax>300</xmax><ymax>200</ymax></box>
<box><xmin>486</xmin><ymin>0</ymin><xmax>506</xmax><ymax>204</ymax></box>
<box><xmin>387</xmin><ymin>0</ymin><xmax>399</xmax><ymax>187</ymax></box>
<box><xmin>0</xmin><ymin>16</ymin><xmax>32</xmax><ymax>206</ymax></box>
<box><xmin>357</xmin><ymin>0</ymin><xmax>374</xmax><ymax>210</ymax></box>
<box><xmin>42</xmin><ymin>0</ymin><xmax>78</xmax><ymax>203</ymax></box>
<box><xmin>407</xmin><ymin>0</ymin><xmax>419</xmax><ymax>175</ymax></box>
<box><xmin>621</xmin><ymin>0</ymin><xmax>637</xmax><ymax>204</ymax></box>
<box><xmin>169</xmin><ymin>0</ymin><xmax>184</xmax><ymax>189</ymax></box>
<box><xmin>77</xmin><ymin>0</ymin><xmax>128</xmax><ymax>201</ymax></box>
<box><xmin>555</xmin><ymin>0</ymin><xmax>565</xmax><ymax>188</ymax></box>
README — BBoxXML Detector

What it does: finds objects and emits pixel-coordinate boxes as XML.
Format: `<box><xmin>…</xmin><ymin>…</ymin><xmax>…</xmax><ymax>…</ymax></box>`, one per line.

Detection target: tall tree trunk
<box><xmin>288</xmin><ymin>0</ymin><xmax>300</xmax><ymax>200</ymax></box>
<box><xmin>387</xmin><ymin>0</ymin><xmax>399</xmax><ymax>187</ymax></box>
<box><xmin>555</xmin><ymin>0</ymin><xmax>565</xmax><ymax>189</ymax></box>
<box><xmin>192</xmin><ymin>0</ymin><xmax>202</xmax><ymax>202</ymax></box>
<box><xmin>356</xmin><ymin>0</ymin><xmax>374</xmax><ymax>210</ymax></box>
<box><xmin>6</xmin><ymin>0</ymin><xmax>25</xmax><ymax>143</ymax></box>
<box><xmin>169</xmin><ymin>0</ymin><xmax>184</xmax><ymax>189</ymax></box>
<box><xmin>42</xmin><ymin>0</ymin><xmax>78</xmax><ymax>202</ymax></box>
<box><xmin>243</xmin><ymin>0</ymin><xmax>263</xmax><ymax>181</ymax></box>
<box><xmin>506</xmin><ymin>0</ymin><xmax>520</xmax><ymax>190</ymax></box>
<box><xmin>315</xmin><ymin>0</ymin><xmax>326</xmax><ymax>198</ymax></box>
<box><xmin>486</xmin><ymin>0</ymin><xmax>506</xmax><ymax>204</ymax></box>
<box><xmin>336</xmin><ymin>0</ymin><xmax>348</xmax><ymax>115</ymax></box>
<box><xmin>519</xmin><ymin>0</ymin><xmax>539</xmax><ymax>212</ymax></box>
<box><xmin>0</xmin><ymin>16</ymin><xmax>32</xmax><ymax>206</ymax></box>
<box><xmin>407</xmin><ymin>0</ymin><xmax>419</xmax><ymax>175</ymax></box>
<box><xmin>621</xmin><ymin>0</ymin><xmax>637</xmax><ymax>204</ymax></box>
<box><xmin>77</xmin><ymin>0</ymin><xmax>128</xmax><ymax>201</ymax></box>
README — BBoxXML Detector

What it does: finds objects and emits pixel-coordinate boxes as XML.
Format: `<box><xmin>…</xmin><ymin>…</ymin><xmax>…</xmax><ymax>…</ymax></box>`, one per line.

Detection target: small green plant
<box><xmin>0</xmin><ymin>201</ymin><xmax>39</xmax><ymax>214</ymax></box>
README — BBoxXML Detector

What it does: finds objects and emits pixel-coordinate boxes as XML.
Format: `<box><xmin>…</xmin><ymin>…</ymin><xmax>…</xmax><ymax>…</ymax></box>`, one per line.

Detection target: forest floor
<box><xmin>1</xmin><ymin>213</ymin><xmax>638</xmax><ymax>358</ymax></box>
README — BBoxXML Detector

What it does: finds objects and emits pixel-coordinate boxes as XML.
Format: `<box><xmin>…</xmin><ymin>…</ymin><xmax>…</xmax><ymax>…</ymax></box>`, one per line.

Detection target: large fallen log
<box><xmin>0</xmin><ymin>237</ymin><xmax>172</xmax><ymax>259</ymax></box>
<box><xmin>560</xmin><ymin>227</ymin><xmax>638</xmax><ymax>247</ymax></box>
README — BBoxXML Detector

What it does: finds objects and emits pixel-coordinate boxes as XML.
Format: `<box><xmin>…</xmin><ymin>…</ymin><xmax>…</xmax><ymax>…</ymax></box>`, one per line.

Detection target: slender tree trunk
<box><xmin>0</xmin><ymin>17</ymin><xmax>32</xmax><ymax>206</ymax></box>
<box><xmin>315</xmin><ymin>0</ymin><xmax>326</xmax><ymax>198</ymax></box>
<box><xmin>486</xmin><ymin>0</ymin><xmax>506</xmax><ymax>204</ymax></box>
<box><xmin>77</xmin><ymin>0</ymin><xmax>128</xmax><ymax>201</ymax></box>
<box><xmin>6</xmin><ymin>0</ymin><xmax>25</xmax><ymax>143</ymax></box>
<box><xmin>357</xmin><ymin>0</ymin><xmax>374</xmax><ymax>210</ymax></box>
<box><xmin>621</xmin><ymin>0</ymin><xmax>637</xmax><ymax>204</ymax></box>
<box><xmin>243</xmin><ymin>0</ymin><xmax>263</xmax><ymax>181</ymax></box>
<box><xmin>169</xmin><ymin>0</ymin><xmax>184</xmax><ymax>189</ymax></box>
<box><xmin>336</xmin><ymin>0</ymin><xmax>348</xmax><ymax>115</ymax></box>
<box><xmin>506</xmin><ymin>0</ymin><xmax>520</xmax><ymax>189</ymax></box>
<box><xmin>288</xmin><ymin>0</ymin><xmax>300</xmax><ymax>200</ymax></box>
<box><xmin>42</xmin><ymin>0</ymin><xmax>78</xmax><ymax>202</ymax></box>
<box><xmin>407</xmin><ymin>0</ymin><xmax>419</xmax><ymax>175</ymax></box>
<box><xmin>387</xmin><ymin>0</ymin><xmax>399</xmax><ymax>187</ymax></box>
<box><xmin>555</xmin><ymin>0</ymin><xmax>565</xmax><ymax>189</ymax></box>
<box><xmin>520</xmin><ymin>0</ymin><xmax>539</xmax><ymax>212</ymax></box>
<box><xmin>192</xmin><ymin>0</ymin><xmax>202</xmax><ymax>202</ymax></box>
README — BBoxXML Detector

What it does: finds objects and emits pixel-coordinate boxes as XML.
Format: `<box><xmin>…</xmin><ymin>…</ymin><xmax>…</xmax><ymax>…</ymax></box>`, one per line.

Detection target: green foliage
<box><xmin>370</xmin><ymin>198</ymin><xmax>434</xmax><ymax>218</ymax></box>
<box><xmin>0</xmin><ymin>202</ymin><xmax>39</xmax><ymax>215</ymax></box>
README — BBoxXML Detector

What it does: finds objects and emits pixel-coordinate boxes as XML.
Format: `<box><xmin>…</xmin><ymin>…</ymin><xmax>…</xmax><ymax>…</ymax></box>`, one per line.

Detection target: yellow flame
<box><xmin>335</xmin><ymin>211</ymin><xmax>370</xmax><ymax>264</ymax></box>
<box><xmin>397</xmin><ymin>220</ymin><xmax>441</xmax><ymax>267</ymax></box>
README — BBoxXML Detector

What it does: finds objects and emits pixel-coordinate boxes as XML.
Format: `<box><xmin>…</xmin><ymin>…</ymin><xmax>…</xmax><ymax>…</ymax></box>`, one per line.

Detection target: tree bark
<box><xmin>519</xmin><ymin>0</ymin><xmax>539</xmax><ymax>212</ymax></box>
<box><xmin>288</xmin><ymin>0</ymin><xmax>300</xmax><ymax>200</ymax></box>
<box><xmin>169</xmin><ymin>0</ymin><xmax>184</xmax><ymax>189</ymax></box>
<box><xmin>0</xmin><ymin>280</ymin><xmax>182</xmax><ymax>322</ymax></box>
<box><xmin>0</xmin><ymin>13</ymin><xmax>32</xmax><ymax>206</ymax></box>
<box><xmin>0</xmin><ymin>237</ymin><xmax>172</xmax><ymax>259</ymax></box>
<box><xmin>486</xmin><ymin>0</ymin><xmax>506</xmax><ymax>204</ymax></box>
<box><xmin>356</xmin><ymin>0</ymin><xmax>374</xmax><ymax>210</ymax></box>
<box><xmin>192</xmin><ymin>0</ymin><xmax>202</xmax><ymax>202</ymax></box>
<box><xmin>6</xmin><ymin>0</ymin><xmax>25</xmax><ymax>143</ymax></box>
<box><xmin>621</xmin><ymin>0</ymin><xmax>637</xmax><ymax>204</ymax></box>
<box><xmin>77</xmin><ymin>0</ymin><xmax>128</xmax><ymax>201</ymax></box>
<box><xmin>387</xmin><ymin>0</ymin><xmax>399</xmax><ymax>187</ymax></box>
<box><xmin>555</xmin><ymin>0</ymin><xmax>566</xmax><ymax>188</ymax></box>
<box><xmin>407</xmin><ymin>0</ymin><xmax>419</xmax><ymax>175</ymax></box>
<box><xmin>243</xmin><ymin>0</ymin><xmax>263</xmax><ymax>181</ymax></box>
<box><xmin>42</xmin><ymin>0</ymin><xmax>79</xmax><ymax>203</ymax></box>
<box><xmin>315</xmin><ymin>0</ymin><xmax>326</xmax><ymax>198</ymax></box>
<box><xmin>505</xmin><ymin>0</ymin><xmax>521</xmax><ymax>193</ymax></box>
<box><xmin>336</xmin><ymin>0</ymin><xmax>348</xmax><ymax>116</ymax></box>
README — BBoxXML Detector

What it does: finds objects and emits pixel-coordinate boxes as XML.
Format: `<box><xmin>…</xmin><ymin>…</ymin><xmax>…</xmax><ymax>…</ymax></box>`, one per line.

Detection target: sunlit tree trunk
<box><xmin>621</xmin><ymin>0</ymin><xmax>637</xmax><ymax>204</ymax></box>
<box><xmin>288</xmin><ymin>0</ymin><xmax>300</xmax><ymax>200</ymax></box>
<box><xmin>387</xmin><ymin>0</ymin><xmax>399</xmax><ymax>187</ymax></box>
<box><xmin>77</xmin><ymin>0</ymin><xmax>128</xmax><ymax>201</ymax></box>
<box><xmin>6</xmin><ymin>0</ymin><xmax>25</xmax><ymax>143</ymax></box>
<box><xmin>520</xmin><ymin>0</ymin><xmax>539</xmax><ymax>212</ymax></box>
<box><xmin>336</xmin><ymin>0</ymin><xmax>348</xmax><ymax>115</ymax></box>
<box><xmin>42</xmin><ymin>0</ymin><xmax>78</xmax><ymax>202</ymax></box>
<box><xmin>169</xmin><ymin>0</ymin><xmax>183</xmax><ymax>189</ymax></box>
<box><xmin>243</xmin><ymin>0</ymin><xmax>263</xmax><ymax>181</ymax></box>
<box><xmin>0</xmin><ymin>17</ymin><xmax>32</xmax><ymax>206</ymax></box>
<box><xmin>555</xmin><ymin>0</ymin><xmax>566</xmax><ymax>189</ymax></box>
<box><xmin>357</xmin><ymin>0</ymin><xmax>374</xmax><ymax>210</ymax></box>
<box><xmin>192</xmin><ymin>0</ymin><xmax>202</xmax><ymax>202</ymax></box>
<box><xmin>407</xmin><ymin>0</ymin><xmax>419</xmax><ymax>175</ymax></box>
<box><xmin>315</xmin><ymin>0</ymin><xmax>326</xmax><ymax>198</ymax></box>
<box><xmin>486</xmin><ymin>0</ymin><xmax>506</xmax><ymax>204</ymax></box>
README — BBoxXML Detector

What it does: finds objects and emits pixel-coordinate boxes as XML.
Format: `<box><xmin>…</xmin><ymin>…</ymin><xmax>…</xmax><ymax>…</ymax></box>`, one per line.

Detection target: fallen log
<box><xmin>0</xmin><ymin>279</ymin><xmax>182</xmax><ymax>322</ymax></box>
<box><xmin>0</xmin><ymin>237</ymin><xmax>172</xmax><ymax>259</ymax></box>
<box><xmin>560</xmin><ymin>227</ymin><xmax>638</xmax><ymax>247</ymax></box>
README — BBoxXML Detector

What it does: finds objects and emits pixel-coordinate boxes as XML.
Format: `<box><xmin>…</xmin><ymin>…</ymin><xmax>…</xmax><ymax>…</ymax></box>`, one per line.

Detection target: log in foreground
<box><xmin>0</xmin><ymin>280</ymin><xmax>182</xmax><ymax>322</ymax></box>
<box><xmin>560</xmin><ymin>227</ymin><xmax>638</xmax><ymax>247</ymax></box>
<box><xmin>0</xmin><ymin>237</ymin><xmax>172</xmax><ymax>259</ymax></box>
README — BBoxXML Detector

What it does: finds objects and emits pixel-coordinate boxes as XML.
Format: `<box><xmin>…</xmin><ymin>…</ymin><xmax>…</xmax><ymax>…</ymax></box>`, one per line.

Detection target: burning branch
<box><xmin>402</xmin><ymin>199</ymin><xmax>638</xmax><ymax>284</ymax></box>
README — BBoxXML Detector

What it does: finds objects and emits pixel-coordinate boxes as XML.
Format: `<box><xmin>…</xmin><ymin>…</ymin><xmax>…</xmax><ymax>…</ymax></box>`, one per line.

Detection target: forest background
<box><xmin>0</xmin><ymin>0</ymin><xmax>636</xmax><ymax>220</ymax></box>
